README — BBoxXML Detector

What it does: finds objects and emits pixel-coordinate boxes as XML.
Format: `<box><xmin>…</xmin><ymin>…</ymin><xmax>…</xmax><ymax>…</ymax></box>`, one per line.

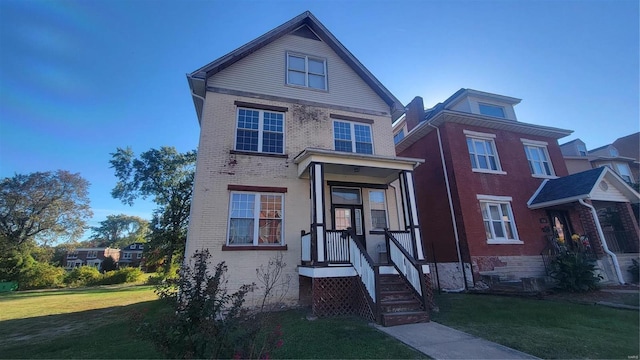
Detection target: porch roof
<box><xmin>528</xmin><ymin>167</ymin><xmax>640</xmax><ymax>209</ymax></box>
<box><xmin>293</xmin><ymin>148</ymin><xmax>424</xmax><ymax>183</ymax></box>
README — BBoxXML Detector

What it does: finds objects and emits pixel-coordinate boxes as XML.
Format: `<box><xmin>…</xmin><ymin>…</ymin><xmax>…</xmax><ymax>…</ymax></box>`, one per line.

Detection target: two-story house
<box><xmin>119</xmin><ymin>243</ymin><xmax>145</xmax><ymax>268</ymax></box>
<box><xmin>185</xmin><ymin>12</ymin><xmax>431</xmax><ymax>326</ymax></box>
<box><xmin>64</xmin><ymin>247</ymin><xmax>120</xmax><ymax>271</ymax></box>
<box><xmin>560</xmin><ymin>135</ymin><xmax>639</xmax><ymax>185</ymax></box>
<box><xmin>394</xmin><ymin>89</ymin><xmax>640</xmax><ymax>289</ymax></box>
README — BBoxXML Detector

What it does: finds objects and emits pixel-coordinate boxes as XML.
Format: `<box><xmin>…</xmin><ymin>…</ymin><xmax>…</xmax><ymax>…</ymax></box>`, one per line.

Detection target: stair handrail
<box><xmin>342</xmin><ymin>228</ymin><xmax>380</xmax><ymax>321</ymax></box>
<box><xmin>384</xmin><ymin>229</ymin><xmax>428</xmax><ymax>312</ymax></box>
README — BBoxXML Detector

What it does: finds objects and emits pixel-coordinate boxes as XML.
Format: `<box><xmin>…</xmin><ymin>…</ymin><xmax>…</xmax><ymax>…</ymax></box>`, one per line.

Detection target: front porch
<box><xmin>293</xmin><ymin>148</ymin><xmax>431</xmax><ymax>326</ymax></box>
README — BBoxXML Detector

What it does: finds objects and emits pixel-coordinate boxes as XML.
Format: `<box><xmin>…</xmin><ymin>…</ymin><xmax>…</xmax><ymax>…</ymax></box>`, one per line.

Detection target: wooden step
<box><xmin>381</xmin><ymin>310</ymin><xmax>429</xmax><ymax>327</ymax></box>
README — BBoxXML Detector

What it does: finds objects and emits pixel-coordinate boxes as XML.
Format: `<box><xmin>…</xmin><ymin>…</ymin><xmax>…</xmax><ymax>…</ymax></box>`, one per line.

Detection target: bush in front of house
<box><xmin>64</xmin><ymin>266</ymin><xmax>102</xmax><ymax>287</ymax></box>
<box><xmin>135</xmin><ymin>250</ymin><xmax>286</xmax><ymax>359</ymax></box>
<box><xmin>97</xmin><ymin>267</ymin><xmax>144</xmax><ymax>285</ymax></box>
<box><xmin>550</xmin><ymin>252</ymin><xmax>602</xmax><ymax>292</ymax></box>
<box><xmin>18</xmin><ymin>261</ymin><xmax>66</xmax><ymax>290</ymax></box>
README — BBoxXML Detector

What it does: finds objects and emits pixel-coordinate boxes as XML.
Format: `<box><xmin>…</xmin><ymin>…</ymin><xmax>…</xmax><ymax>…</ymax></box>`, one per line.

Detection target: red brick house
<box><xmin>394</xmin><ymin>89</ymin><xmax>640</xmax><ymax>289</ymax></box>
<box><xmin>119</xmin><ymin>243</ymin><xmax>145</xmax><ymax>268</ymax></box>
<box><xmin>64</xmin><ymin>247</ymin><xmax>120</xmax><ymax>271</ymax></box>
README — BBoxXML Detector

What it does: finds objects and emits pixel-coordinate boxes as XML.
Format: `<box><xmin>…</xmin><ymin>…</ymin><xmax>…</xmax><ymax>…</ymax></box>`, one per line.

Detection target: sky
<box><xmin>0</xmin><ymin>0</ymin><xmax>638</xmax><ymax>239</ymax></box>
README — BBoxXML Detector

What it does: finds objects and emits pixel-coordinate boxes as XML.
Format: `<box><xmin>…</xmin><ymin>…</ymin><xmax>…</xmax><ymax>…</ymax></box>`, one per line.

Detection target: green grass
<box><xmin>0</xmin><ymin>286</ymin><xmax>424</xmax><ymax>359</ymax></box>
<box><xmin>432</xmin><ymin>293</ymin><xmax>640</xmax><ymax>359</ymax></box>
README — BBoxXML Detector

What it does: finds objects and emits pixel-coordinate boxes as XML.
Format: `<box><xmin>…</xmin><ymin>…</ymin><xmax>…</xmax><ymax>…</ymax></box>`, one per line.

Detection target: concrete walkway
<box><xmin>375</xmin><ymin>321</ymin><xmax>539</xmax><ymax>359</ymax></box>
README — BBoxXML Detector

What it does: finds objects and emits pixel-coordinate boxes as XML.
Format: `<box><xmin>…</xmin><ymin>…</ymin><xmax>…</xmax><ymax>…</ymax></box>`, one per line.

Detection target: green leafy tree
<box><xmin>90</xmin><ymin>214</ymin><xmax>149</xmax><ymax>248</ymax></box>
<box><xmin>0</xmin><ymin>171</ymin><xmax>92</xmax><ymax>281</ymax></box>
<box><xmin>110</xmin><ymin>147</ymin><xmax>196</xmax><ymax>275</ymax></box>
<box><xmin>0</xmin><ymin>170</ymin><xmax>92</xmax><ymax>250</ymax></box>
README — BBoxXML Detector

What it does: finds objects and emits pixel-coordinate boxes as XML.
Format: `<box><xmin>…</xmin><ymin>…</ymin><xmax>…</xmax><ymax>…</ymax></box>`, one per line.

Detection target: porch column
<box><xmin>310</xmin><ymin>162</ymin><xmax>326</xmax><ymax>263</ymax></box>
<box><xmin>399</xmin><ymin>170</ymin><xmax>425</xmax><ymax>260</ymax></box>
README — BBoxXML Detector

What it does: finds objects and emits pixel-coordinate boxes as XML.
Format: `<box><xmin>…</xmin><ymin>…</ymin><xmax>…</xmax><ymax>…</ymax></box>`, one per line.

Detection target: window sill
<box><xmin>230</xmin><ymin>150</ymin><xmax>288</xmax><ymax>159</ymax></box>
<box><xmin>531</xmin><ymin>174</ymin><xmax>558</xmax><ymax>179</ymax></box>
<box><xmin>222</xmin><ymin>245</ymin><xmax>288</xmax><ymax>251</ymax></box>
<box><xmin>285</xmin><ymin>83</ymin><xmax>328</xmax><ymax>93</ymax></box>
<box><xmin>472</xmin><ymin>169</ymin><xmax>507</xmax><ymax>175</ymax></box>
<box><xmin>486</xmin><ymin>239</ymin><xmax>524</xmax><ymax>245</ymax></box>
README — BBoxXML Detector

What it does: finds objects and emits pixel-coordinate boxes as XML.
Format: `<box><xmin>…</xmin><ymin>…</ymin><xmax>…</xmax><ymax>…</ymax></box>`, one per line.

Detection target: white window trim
<box><xmin>464</xmin><ymin>130</ymin><xmax>505</xmax><ymax>174</ymax></box>
<box><xmin>227</xmin><ymin>191</ymin><xmax>285</xmax><ymax>246</ymax></box>
<box><xmin>234</xmin><ymin>107</ymin><xmax>285</xmax><ymax>155</ymax></box>
<box><xmin>286</xmin><ymin>52</ymin><xmax>328</xmax><ymax>91</ymax></box>
<box><xmin>477</xmin><ymin>195</ymin><xmax>523</xmax><ymax>245</ymax></box>
<box><xmin>368</xmin><ymin>189</ymin><xmax>389</xmax><ymax>231</ymax></box>
<box><xmin>123</xmin><ymin>252</ymin><xmax>132</xmax><ymax>259</ymax></box>
<box><xmin>332</xmin><ymin>119</ymin><xmax>374</xmax><ymax>154</ymax></box>
<box><xmin>615</xmin><ymin>162</ymin><xmax>633</xmax><ymax>182</ymax></box>
<box><xmin>521</xmin><ymin>139</ymin><xmax>556</xmax><ymax>178</ymax></box>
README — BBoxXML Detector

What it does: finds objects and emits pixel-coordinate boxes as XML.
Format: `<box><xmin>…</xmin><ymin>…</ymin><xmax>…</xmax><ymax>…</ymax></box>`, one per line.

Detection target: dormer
<box><xmin>589</xmin><ymin>144</ymin><xmax>621</xmax><ymax>158</ymax></box>
<box><xmin>560</xmin><ymin>139</ymin><xmax>588</xmax><ymax>157</ymax></box>
<box><xmin>445</xmin><ymin>89</ymin><xmax>520</xmax><ymax>121</ymax></box>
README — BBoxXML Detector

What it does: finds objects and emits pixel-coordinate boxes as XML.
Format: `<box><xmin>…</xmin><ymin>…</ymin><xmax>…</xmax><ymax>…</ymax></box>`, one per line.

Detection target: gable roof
<box><xmin>187</xmin><ymin>11</ymin><xmax>404</xmax><ymax>123</ymax></box>
<box><xmin>528</xmin><ymin>167</ymin><xmax>640</xmax><ymax>209</ymax></box>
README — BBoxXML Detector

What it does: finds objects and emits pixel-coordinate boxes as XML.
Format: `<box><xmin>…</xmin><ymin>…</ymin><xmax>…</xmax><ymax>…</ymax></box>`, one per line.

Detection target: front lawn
<box><xmin>432</xmin><ymin>293</ymin><xmax>639</xmax><ymax>359</ymax></box>
<box><xmin>0</xmin><ymin>286</ymin><xmax>424</xmax><ymax>359</ymax></box>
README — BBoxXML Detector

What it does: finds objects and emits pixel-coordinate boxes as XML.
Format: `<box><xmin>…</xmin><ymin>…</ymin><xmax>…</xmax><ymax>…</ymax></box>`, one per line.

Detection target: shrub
<box><xmin>136</xmin><ymin>250</ymin><xmax>286</xmax><ymax>359</ymax></box>
<box><xmin>97</xmin><ymin>267</ymin><xmax>143</xmax><ymax>285</ymax></box>
<box><xmin>18</xmin><ymin>262</ymin><xmax>65</xmax><ymax>290</ymax></box>
<box><xmin>550</xmin><ymin>252</ymin><xmax>602</xmax><ymax>292</ymax></box>
<box><xmin>629</xmin><ymin>259</ymin><xmax>639</xmax><ymax>284</ymax></box>
<box><xmin>64</xmin><ymin>266</ymin><xmax>102</xmax><ymax>287</ymax></box>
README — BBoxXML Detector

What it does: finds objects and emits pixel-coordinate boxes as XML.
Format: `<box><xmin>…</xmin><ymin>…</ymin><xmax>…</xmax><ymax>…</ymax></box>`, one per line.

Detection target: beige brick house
<box><xmin>185</xmin><ymin>11</ymin><xmax>431</xmax><ymax>326</ymax></box>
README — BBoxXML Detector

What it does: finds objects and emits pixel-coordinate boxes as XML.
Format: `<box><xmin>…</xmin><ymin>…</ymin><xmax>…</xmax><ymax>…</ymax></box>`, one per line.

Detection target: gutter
<box><xmin>578</xmin><ymin>199</ymin><xmax>625</xmax><ymax>284</ymax></box>
<box><xmin>427</xmin><ymin>123</ymin><xmax>467</xmax><ymax>290</ymax></box>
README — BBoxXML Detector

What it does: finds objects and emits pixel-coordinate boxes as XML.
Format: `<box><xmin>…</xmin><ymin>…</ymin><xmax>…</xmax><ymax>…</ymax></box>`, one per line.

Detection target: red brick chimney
<box><xmin>405</xmin><ymin>96</ymin><xmax>425</xmax><ymax>132</ymax></box>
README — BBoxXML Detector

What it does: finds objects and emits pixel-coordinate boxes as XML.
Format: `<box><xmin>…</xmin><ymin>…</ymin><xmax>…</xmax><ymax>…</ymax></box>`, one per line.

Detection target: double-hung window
<box><xmin>235</xmin><ymin>108</ymin><xmax>284</xmax><ymax>154</ymax></box>
<box><xmin>123</xmin><ymin>252</ymin><xmax>132</xmax><ymax>259</ymax></box>
<box><xmin>333</xmin><ymin>120</ymin><xmax>373</xmax><ymax>154</ymax></box>
<box><xmin>616</xmin><ymin>163</ymin><xmax>633</xmax><ymax>183</ymax></box>
<box><xmin>369</xmin><ymin>190</ymin><xmax>388</xmax><ymax>230</ymax></box>
<box><xmin>522</xmin><ymin>139</ymin><xmax>554</xmax><ymax>177</ymax></box>
<box><xmin>464</xmin><ymin>130</ymin><xmax>502</xmax><ymax>173</ymax></box>
<box><xmin>477</xmin><ymin>195</ymin><xmax>521</xmax><ymax>244</ymax></box>
<box><xmin>287</xmin><ymin>53</ymin><xmax>327</xmax><ymax>90</ymax></box>
<box><xmin>228</xmin><ymin>192</ymin><xmax>283</xmax><ymax>246</ymax></box>
<box><xmin>87</xmin><ymin>250</ymin><xmax>97</xmax><ymax>258</ymax></box>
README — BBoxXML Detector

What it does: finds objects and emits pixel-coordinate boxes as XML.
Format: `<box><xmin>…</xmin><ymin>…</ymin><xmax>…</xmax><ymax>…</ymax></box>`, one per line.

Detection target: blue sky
<box><xmin>1</xmin><ymin>0</ymin><xmax>638</xmax><ymax>238</ymax></box>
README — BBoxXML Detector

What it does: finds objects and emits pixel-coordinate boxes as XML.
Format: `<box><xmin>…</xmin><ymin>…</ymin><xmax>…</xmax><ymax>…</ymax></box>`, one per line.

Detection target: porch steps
<box><xmin>378</xmin><ymin>274</ymin><xmax>429</xmax><ymax>327</ymax></box>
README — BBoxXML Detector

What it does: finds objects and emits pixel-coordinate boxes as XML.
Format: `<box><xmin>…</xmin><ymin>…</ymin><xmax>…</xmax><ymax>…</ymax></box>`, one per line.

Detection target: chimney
<box><xmin>405</xmin><ymin>96</ymin><xmax>425</xmax><ymax>132</ymax></box>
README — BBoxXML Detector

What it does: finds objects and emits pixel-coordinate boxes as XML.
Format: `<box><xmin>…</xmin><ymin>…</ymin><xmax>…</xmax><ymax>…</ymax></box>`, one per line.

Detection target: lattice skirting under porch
<box><xmin>311</xmin><ymin>276</ymin><xmax>374</xmax><ymax>321</ymax></box>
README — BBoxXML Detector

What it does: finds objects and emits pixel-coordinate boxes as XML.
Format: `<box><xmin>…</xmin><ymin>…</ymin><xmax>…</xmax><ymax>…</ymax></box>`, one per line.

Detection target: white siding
<box><xmin>590</xmin><ymin>179</ymin><xmax>629</xmax><ymax>202</ymax></box>
<box><xmin>208</xmin><ymin>34</ymin><xmax>390</xmax><ymax>114</ymax></box>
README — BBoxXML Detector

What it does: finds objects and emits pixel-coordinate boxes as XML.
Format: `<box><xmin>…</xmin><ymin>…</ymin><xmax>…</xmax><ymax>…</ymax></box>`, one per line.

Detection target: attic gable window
<box><xmin>287</xmin><ymin>53</ymin><xmax>327</xmax><ymax>90</ymax></box>
<box><xmin>478</xmin><ymin>103</ymin><xmax>506</xmax><ymax>118</ymax></box>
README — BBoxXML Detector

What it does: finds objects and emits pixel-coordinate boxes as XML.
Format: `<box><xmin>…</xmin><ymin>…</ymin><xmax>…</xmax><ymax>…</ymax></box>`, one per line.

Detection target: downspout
<box><xmin>427</xmin><ymin>123</ymin><xmax>467</xmax><ymax>290</ymax></box>
<box><xmin>578</xmin><ymin>198</ymin><xmax>625</xmax><ymax>284</ymax></box>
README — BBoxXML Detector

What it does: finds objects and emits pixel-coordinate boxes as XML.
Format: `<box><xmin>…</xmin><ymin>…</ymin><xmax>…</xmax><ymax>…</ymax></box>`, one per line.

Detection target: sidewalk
<box><xmin>375</xmin><ymin>321</ymin><xmax>539</xmax><ymax>359</ymax></box>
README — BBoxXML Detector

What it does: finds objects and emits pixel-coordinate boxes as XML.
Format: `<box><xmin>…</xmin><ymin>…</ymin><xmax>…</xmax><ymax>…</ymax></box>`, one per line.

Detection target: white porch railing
<box><xmin>301</xmin><ymin>232</ymin><xmax>311</xmax><ymax>262</ymax></box>
<box><xmin>389</xmin><ymin>230</ymin><xmax>413</xmax><ymax>257</ymax></box>
<box><xmin>325</xmin><ymin>230</ymin><xmax>350</xmax><ymax>262</ymax></box>
<box><xmin>348</xmin><ymin>236</ymin><xmax>376</xmax><ymax>302</ymax></box>
<box><xmin>388</xmin><ymin>240</ymin><xmax>422</xmax><ymax>295</ymax></box>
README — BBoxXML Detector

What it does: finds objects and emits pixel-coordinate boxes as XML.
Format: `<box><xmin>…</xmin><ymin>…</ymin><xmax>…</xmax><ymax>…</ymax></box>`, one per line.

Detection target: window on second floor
<box><xmin>524</xmin><ymin>145</ymin><xmax>553</xmax><ymax>176</ymax></box>
<box><xmin>333</xmin><ymin>120</ymin><xmax>373</xmax><ymax>154</ymax></box>
<box><xmin>393</xmin><ymin>130</ymin><xmax>405</xmax><ymax>145</ymax></box>
<box><xmin>464</xmin><ymin>130</ymin><xmax>503</xmax><ymax>173</ymax></box>
<box><xmin>610</xmin><ymin>147</ymin><xmax>619</xmax><ymax>157</ymax></box>
<box><xmin>123</xmin><ymin>253</ymin><xmax>132</xmax><ymax>259</ymax></box>
<box><xmin>478</xmin><ymin>103</ymin><xmax>506</xmax><ymax>118</ymax></box>
<box><xmin>287</xmin><ymin>53</ymin><xmax>327</xmax><ymax>90</ymax></box>
<box><xmin>87</xmin><ymin>251</ymin><xmax>97</xmax><ymax>258</ymax></box>
<box><xmin>235</xmin><ymin>108</ymin><xmax>284</xmax><ymax>154</ymax></box>
<box><xmin>577</xmin><ymin>144</ymin><xmax>587</xmax><ymax>156</ymax></box>
<box><xmin>616</xmin><ymin>163</ymin><xmax>633</xmax><ymax>183</ymax></box>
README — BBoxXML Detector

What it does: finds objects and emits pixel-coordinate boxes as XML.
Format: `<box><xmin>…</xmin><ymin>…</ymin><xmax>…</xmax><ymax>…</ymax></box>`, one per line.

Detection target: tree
<box><xmin>0</xmin><ymin>170</ymin><xmax>92</xmax><ymax>251</ymax></box>
<box><xmin>110</xmin><ymin>147</ymin><xmax>196</xmax><ymax>274</ymax></box>
<box><xmin>90</xmin><ymin>214</ymin><xmax>149</xmax><ymax>248</ymax></box>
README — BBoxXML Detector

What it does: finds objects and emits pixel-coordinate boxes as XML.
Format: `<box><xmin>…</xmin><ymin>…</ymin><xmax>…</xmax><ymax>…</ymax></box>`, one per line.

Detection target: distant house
<box><xmin>395</xmin><ymin>89</ymin><xmax>640</xmax><ymax>289</ymax></box>
<box><xmin>119</xmin><ymin>243</ymin><xmax>145</xmax><ymax>268</ymax></box>
<box><xmin>64</xmin><ymin>248</ymin><xmax>120</xmax><ymax>271</ymax></box>
<box><xmin>560</xmin><ymin>134</ymin><xmax>639</xmax><ymax>185</ymax></box>
<box><xmin>184</xmin><ymin>11</ymin><xmax>430</xmax><ymax>326</ymax></box>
